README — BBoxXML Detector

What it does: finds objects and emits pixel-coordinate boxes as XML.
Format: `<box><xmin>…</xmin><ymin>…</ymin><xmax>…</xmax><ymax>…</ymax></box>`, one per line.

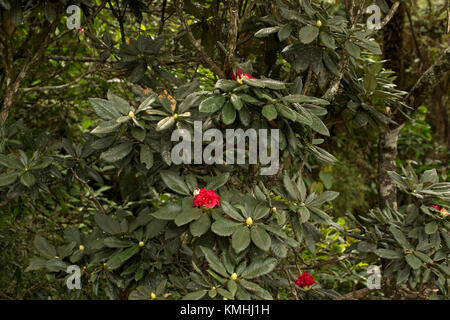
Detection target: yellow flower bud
<box><xmin>79</xmin><ymin>245</ymin><xmax>85</xmax><ymax>251</ymax></box>
<box><xmin>151</xmin><ymin>292</ymin><xmax>156</xmax><ymax>300</ymax></box>
<box><xmin>316</xmin><ymin>20</ymin><xmax>322</xmax><ymax>27</ymax></box>
<box><xmin>173</xmin><ymin>113</ymin><xmax>178</xmax><ymax>120</ymax></box>
<box><xmin>139</xmin><ymin>241</ymin><xmax>145</xmax><ymax>247</ymax></box>
<box><xmin>230</xmin><ymin>273</ymin><xmax>238</xmax><ymax>280</ymax></box>
<box><xmin>212</xmin><ymin>286</ymin><xmax>216</xmax><ymax>290</ymax></box>
<box><xmin>440</xmin><ymin>208</ymin><xmax>449</xmax><ymax>217</ymax></box>
<box><xmin>246</xmin><ymin>217</ymin><xmax>253</xmax><ymax>227</ymax></box>
<box><xmin>128</xmin><ymin>111</ymin><xmax>135</xmax><ymax>118</ymax></box>
<box><xmin>272</xmin><ymin>207</ymin><xmax>277</xmax><ymax>212</ymax></box>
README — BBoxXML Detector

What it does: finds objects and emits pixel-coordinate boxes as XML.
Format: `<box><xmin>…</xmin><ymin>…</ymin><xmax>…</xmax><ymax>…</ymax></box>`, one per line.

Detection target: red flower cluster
<box><xmin>193</xmin><ymin>188</ymin><xmax>220</xmax><ymax>209</ymax></box>
<box><xmin>430</xmin><ymin>204</ymin><xmax>449</xmax><ymax>217</ymax></box>
<box><xmin>295</xmin><ymin>272</ymin><xmax>316</xmax><ymax>289</ymax></box>
<box><xmin>232</xmin><ymin>68</ymin><xmax>255</xmax><ymax>84</ymax></box>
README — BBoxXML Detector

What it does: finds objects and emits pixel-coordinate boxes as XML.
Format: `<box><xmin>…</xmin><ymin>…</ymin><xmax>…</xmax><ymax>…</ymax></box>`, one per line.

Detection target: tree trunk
<box><xmin>378</xmin><ymin>125</ymin><xmax>403</xmax><ymax>210</ymax></box>
<box><xmin>378</xmin><ymin>2</ymin><xmax>406</xmax><ymax>209</ymax></box>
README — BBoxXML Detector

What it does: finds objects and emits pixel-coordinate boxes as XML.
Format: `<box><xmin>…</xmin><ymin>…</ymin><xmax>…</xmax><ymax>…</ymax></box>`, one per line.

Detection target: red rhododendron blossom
<box><xmin>193</xmin><ymin>188</ymin><xmax>220</xmax><ymax>209</ymax></box>
<box><xmin>232</xmin><ymin>68</ymin><xmax>255</xmax><ymax>84</ymax></box>
<box><xmin>295</xmin><ymin>272</ymin><xmax>316</xmax><ymax>289</ymax></box>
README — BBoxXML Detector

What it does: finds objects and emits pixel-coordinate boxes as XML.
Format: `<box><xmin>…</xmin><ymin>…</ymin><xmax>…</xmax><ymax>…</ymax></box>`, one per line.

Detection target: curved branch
<box><xmin>174</xmin><ymin>0</ymin><xmax>225</xmax><ymax>78</ymax></box>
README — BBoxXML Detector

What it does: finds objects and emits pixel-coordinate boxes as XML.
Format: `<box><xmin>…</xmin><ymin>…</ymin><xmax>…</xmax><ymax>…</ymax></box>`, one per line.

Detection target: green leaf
<box><xmin>262</xmin><ymin>105</ymin><xmax>277</xmax><ymax>121</ymax></box>
<box><xmin>357</xmin><ymin>241</ymin><xmax>377</xmax><ymax>253</ymax></box>
<box><xmin>182</xmin><ymin>290</ymin><xmax>207</xmax><ymax>300</ymax></box>
<box><xmin>95</xmin><ymin>214</ymin><xmax>122</xmax><ymax>235</ymax></box>
<box><xmin>282</xmin><ymin>95</ymin><xmax>330</xmax><ymax>105</ymax></box>
<box><xmin>310</xmin><ymin>113</ymin><xmax>329</xmax><ymax>136</ymax></box>
<box><xmin>283</xmin><ymin>174</ymin><xmax>300</xmax><ymax>201</ymax></box>
<box><xmin>174</xmin><ymin>206</ymin><xmax>203</xmax><ymax>226</ymax></box>
<box><xmin>91</xmin><ymin>120</ymin><xmax>121</xmax><ymax>134</ymax></box>
<box><xmin>107</xmin><ymin>92</ymin><xmax>132</xmax><ymax>115</ymax></box>
<box><xmin>389</xmin><ymin>225</ymin><xmax>411</xmax><ymax>249</ymax></box>
<box><xmin>413</xmin><ymin>251</ymin><xmax>433</xmax><ymax>264</ymax></box>
<box><xmin>199</xmin><ymin>95</ymin><xmax>226</xmax><ymax>113</ymax></box>
<box><xmin>261</xmin><ymin>79</ymin><xmax>286</xmax><ymax>90</ymax></box>
<box><xmin>89</xmin><ymin>98</ymin><xmax>120</xmax><ymax>120</ymax></box>
<box><xmin>215</xmin><ymin>79</ymin><xmax>239</xmax><ymax>92</ymax></box>
<box><xmin>230</xmin><ymin>94</ymin><xmax>243</xmax><ymax>110</ymax></box>
<box><xmin>239</xmin><ymin>279</ymin><xmax>272</xmax><ymax>299</ymax></box>
<box><xmin>0</xmin><ymin>172</ymin><xmax>19</xmax><ymax>186</ymax></box>
<box><xmin>298</xmin><ymin>206</ymin><xmax>310</xmax><ymax>223</ymax></box>
<box><xmin>278</xmin><ymin>24</ymin><xmax>293</xmax><ymax>41</ymax></box>
<box><xmin>136</xmin><ymin>94</ymin><xmax>156</xmax><ymax>113</ymax></box>
<box><xmin>151</xmin><ymin>203</ymin><xmax>182</xmax><ymax>220</ymax></box>
<box><xmin>25</xmin><ymin>257</ymin><xmax>47</xmax><ymax>272</ymax></box>
<box><xmin>405</xmin><ymin>253</ymin><xmax>422</xmax><ymax>270</ymax></box>
<box><xmin>104</xmin><ymin>237</ymin><xmax>133</xmax><ymax>248</ymax></box>
<box><xmin>221</xmin><ymin>201</ymin><xmax>244</xmax><ymax>221</ymax></box>
<box><xmin>100</xmin><ymin>142</ymin><xmax>133</xmax><ymax>163</ymax></box>
<box><xmin>320</xmin><ymin>31</ymin><xmax>336</xmax><ymax>49</ymax></box>
<box><xmin>251</xmin><ymin>226</ymin><xmax>271</xmax><ymax>251</ymax></box>
<box><xmin>238</xmin><ymin>108</ymin><xmax>251</xmax><ymax>126</ymax></box>
<box><xmin>140</xmin><ymin>145</ymin><xmax>153</xmax><ymax>169</ymax></box>
<box><xmin>298</xmin><ymin>25</ymin><xmax>319</xmax><ymax>44</ymax></box>
<box><xmin>190</xmin><ymin>214</ymin><xmax>211</xmax><ymax>237</ymax></box>
<box><xmin>222</xmin><ymin>102</ymin><xmax>236</xmax><ymax>125</ymax></box>
<box><xmin>232</xmin><ymin>226</ymin><xmax>251</xmax><ymax>253</ymax></box>
<box><xmin>156</xmin><ymin>116</ymin><xmax>175</xmax><ymax>131</ymax></box>
<box><xmin>344</xmin><ymin>41</ymin><xmax>360</xmax><ymax>59</ymax></box>
<box><xmin>241</xmin><ymin>258</ymin><xmax>277</xmax><ymax>279</ymax></box>
<box><xmin>211</xmin><ymin>218</ymin><xmax>241</xmax><ymax>236</ymax></box>
<box><xmin>364</xmin><ymin>73</ymin><xmax>378</xmax><ymax>93</ymax></box>
<box><xmin>33</xmin><ymin>235</ymin><xmax>57</xmax><ymax>259</ymax></box>
<box><xmin>224</xmin><ymin>280</ymin><xmax>236</xmax><ymax>297</ymax></box>
<box><xmin>206</xmin><ymin>172</ymin><xmax>230</xmax><ymax>190</ymax></box>
<box><xmin>20</xmin><ymin>171</ymin><xmax>36</xmax><ymax>187</ymax></box>
<box><xmin>374</xmin><ymin>248</ymin><xmax>403</xmax><ymax>259</ymax></box>
<box><xmin>160</xmin><ymin>170</ymin><xmax>190</xmax><ymax>195</ymax></box>
<box><xmin>118</xmin><ymin>244</ymin><xmax>140</xmax><ymax>263</ymax></box>
<box><xmin>276</xmin><ymin>104</ymin><xmax>297</xmax><ymax>121</ymax></box>
<box><xmin>425</xmin><ymin>221</ymin><xmax>438</xmax><ymax>235</ymax></box>
<box><xmin>200</xmin><ymin>246</ymin><xmax>229</xmax><ymax>278</ymax></box>
<box><xmin>255</xmin><ymin>26</ymin><xmax>280</xmax><ymax>38</ymax></box>
<box><xmin>0</xmin><ymin>154</ymin><xmax>22</xmax><ymax>169</ymax></box>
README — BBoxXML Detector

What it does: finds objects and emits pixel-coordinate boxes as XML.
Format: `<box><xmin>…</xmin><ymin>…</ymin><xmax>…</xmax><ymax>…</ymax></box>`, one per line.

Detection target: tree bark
<box><xmin>378</xmin><ymin>125</ymin><xmax>403</xmax><ymax>210</ymax></box>
<box><xmin>378</xmin><ymin>2</ymin><xmax>406</xmax><ymax>209</ymax></box>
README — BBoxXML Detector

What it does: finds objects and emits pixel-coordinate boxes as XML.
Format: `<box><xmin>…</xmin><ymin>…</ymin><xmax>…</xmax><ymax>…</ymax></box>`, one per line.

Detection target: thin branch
<box><xmin>174</xmin><ymin>0</ymin><xmax>226</xmax><ymax>78</ymax></box>
<box><xmin>19</xmin><ymin>67</ymin><xmax>100</xmax><ymax>93</ymax></box>
<box><xmin>404</xmin><ymin>4</ymin><xmax>425</xmax><ymax>64</ymax></box>
<box><xmin>71</xmin><ymin>168</ymin><xmax>106</xmax><ymax>215</ymax></box>
<box><xmin>45</xmin><ymin>54</ymin><xmax>102</xmax><ymax>62</ymax></box>
<box><xmin>333</xmin><ymin>288</ymin><xmax>374</xmax><ymax>300</ymax></box>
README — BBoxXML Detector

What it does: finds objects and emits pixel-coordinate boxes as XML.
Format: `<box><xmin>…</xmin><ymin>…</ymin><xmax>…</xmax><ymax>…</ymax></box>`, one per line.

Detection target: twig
<box><xmin>174</xmin><ymin>0</ymin><xmax>226</xmax><ymax>78</ymax></box>
<box><xmin>282</xmin><ymin>266</ymin><xmax>299</xmax><ymax>300</ymax></box>
<box><xmin>71</xmin><ymin>168</ymin><xmax>106</xmax><ymax>214</ymax></box>
<box><xmin>20</xmin><ymin>67</ymin><xmax>100</xmax><ymax>93</ymax></box>
<box><xmin>334</xmin><ymin>287</ymin><xmax>374</xmax><ymax>300</ymax></box>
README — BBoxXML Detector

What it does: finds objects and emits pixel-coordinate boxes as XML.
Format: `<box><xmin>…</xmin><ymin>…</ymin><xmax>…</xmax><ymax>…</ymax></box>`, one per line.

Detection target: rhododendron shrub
<box><xmin>9</xmin><ymin>0</ymin><xmax>448</xmax><ymax>301</ymax></box>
